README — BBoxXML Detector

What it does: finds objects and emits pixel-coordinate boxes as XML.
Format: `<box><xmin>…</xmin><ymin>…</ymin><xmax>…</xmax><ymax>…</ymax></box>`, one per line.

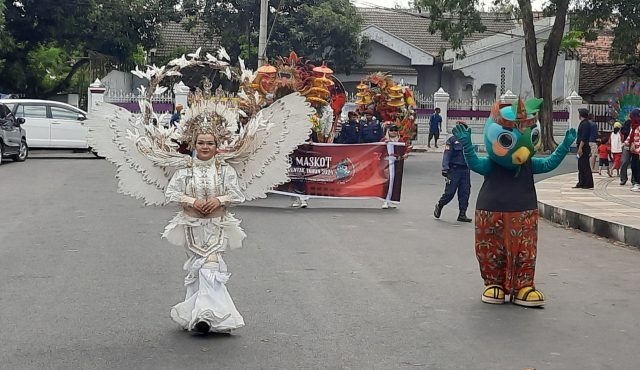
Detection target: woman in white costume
<box><xmin>86</xmin><ymin>50</ymin><xmax>314</xmax><ymax>335</ymax></box>
<box><xmin>164</xmin><ymin>132</ymin><xmax>247</xmax><ymax>333</ymax></box>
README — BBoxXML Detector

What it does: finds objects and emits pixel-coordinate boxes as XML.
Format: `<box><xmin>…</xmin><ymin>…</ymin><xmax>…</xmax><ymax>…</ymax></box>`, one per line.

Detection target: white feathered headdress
<box><xmin>87</xmin><ymin>47</ymin><xmax>315</xmax><ymax>205</ymax></box>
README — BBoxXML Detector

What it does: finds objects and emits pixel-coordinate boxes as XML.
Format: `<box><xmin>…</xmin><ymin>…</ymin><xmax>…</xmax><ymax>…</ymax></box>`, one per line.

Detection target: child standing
<box><xmin>598</xmin><ymin>137</ymin><xmax>612</xmax><ymax>177</ymax></box>
<box><xmin>610</xmin><ymin>121</ymin><xmax>624</xmax><ymax>176</ymax></box>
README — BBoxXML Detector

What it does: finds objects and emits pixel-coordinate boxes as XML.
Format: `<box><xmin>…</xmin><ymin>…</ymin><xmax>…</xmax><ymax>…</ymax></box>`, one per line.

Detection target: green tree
<box><xmin>0</xmin><ymin>0</ymin><xmax>180</xmax><ymax>97</ymax></box>
<box><xmin>182</xmin><ymin>0</ymin><xmax>370</xmax><ymax>73</ymax></box>
<box><xmin>0</xmin><ymin>1</ymin><xmax>9</xmax><ymax>71</ymax></box>
<box><xmin>572</xmin><ymin>1</ymin><xmax>640</xmax><ymax>65</ymax></box>
<box><xmin>415</xmin><ymin>0</ymin><xmax>571</xmax><ymax>150</ymax></box>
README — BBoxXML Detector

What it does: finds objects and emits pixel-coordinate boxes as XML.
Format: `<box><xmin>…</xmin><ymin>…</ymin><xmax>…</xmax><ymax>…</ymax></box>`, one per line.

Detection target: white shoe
<box><xmin>381</xmin><ymin>202</ymin><xmax>389</xmax><ymax>209</ymax></box>
<box><xmin>389</xmin><ymin>203</ymin><xmax>397</xmax><ymax>208</ymax></box>
<box><xmin>632</xmin><ymin>185</ymin><xmax>640</xmax><ymax>192</ymax></box>
<box><xmin>291</xmin><ymin>199</ymin><xmax>301</xmax><ymax>207</ymax></box>
<box><xmin>300</xmin><ymin>199</ymin><xmax>308</xmax><ymax>208</ymax></box>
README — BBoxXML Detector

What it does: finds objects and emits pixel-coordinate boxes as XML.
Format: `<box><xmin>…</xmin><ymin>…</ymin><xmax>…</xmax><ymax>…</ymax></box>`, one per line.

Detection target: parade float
<box><xmin>240</xmin><ymin>54</ymin><xmax>414</xmax><ymax>204</ymax></box>
<box><xmin>241</xmin><ymin>51</ymin><xmax>347</xmax><ymax>143</ymax></box>
<box><xmin>354</xmin><ymin>72</ymin><xmax>417</xmax><ymax>146</ymax></box>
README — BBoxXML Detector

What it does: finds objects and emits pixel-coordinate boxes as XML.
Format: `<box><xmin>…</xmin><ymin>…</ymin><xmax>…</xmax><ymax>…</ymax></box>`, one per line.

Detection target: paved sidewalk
<box><xmin>537</xmin><ymin>172</ymin><xmax>640</xmax><ymax>246</ymax></box>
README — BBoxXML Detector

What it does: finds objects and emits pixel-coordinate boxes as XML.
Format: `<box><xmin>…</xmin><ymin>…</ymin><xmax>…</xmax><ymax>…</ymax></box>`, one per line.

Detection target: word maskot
<box><xmin>294</xmin><ymin>156</ymin><xmax>333</xmax><ymax>169</ymax></box>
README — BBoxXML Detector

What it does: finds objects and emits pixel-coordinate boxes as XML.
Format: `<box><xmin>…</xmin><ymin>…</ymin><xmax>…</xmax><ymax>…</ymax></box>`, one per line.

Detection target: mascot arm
<box><xmin>453</xmin><ymin>123</ymin><xmax>493</xmax><ymax>176</ymax></box>
<box><xmin>531</xmin><ymin>128</ymin><xmax>577</xmax><ymax>174</ymax></box>
<box><xmin>462</xmin><ymin>145</ymin><xmax>493</xmax><ymax>176</ymax></box>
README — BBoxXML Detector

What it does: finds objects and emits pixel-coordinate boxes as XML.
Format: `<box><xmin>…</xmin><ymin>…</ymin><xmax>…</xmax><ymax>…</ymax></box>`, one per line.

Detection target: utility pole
<box><xmin>258</xmin><ymin>0</ymin><xmax>268</xmax><ymax>67</ymax></box>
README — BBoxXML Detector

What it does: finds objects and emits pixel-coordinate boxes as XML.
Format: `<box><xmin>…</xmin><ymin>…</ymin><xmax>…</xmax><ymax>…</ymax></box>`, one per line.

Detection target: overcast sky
<box><xmin>350</xmin><ymin>0</ymin><xmax>547</xmax><ymax>11</ymax></box>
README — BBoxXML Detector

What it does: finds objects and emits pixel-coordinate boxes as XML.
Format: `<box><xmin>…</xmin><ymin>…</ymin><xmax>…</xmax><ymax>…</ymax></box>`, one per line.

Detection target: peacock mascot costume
<box><xmin>609</xmin><ymin>81</ymin><xmax>640</xmax><ymax>124</ymax></box>
<box><xmin>452</xmin><ymin>97</ymin><xmax>576</xmax><ymax>307</ymax></box>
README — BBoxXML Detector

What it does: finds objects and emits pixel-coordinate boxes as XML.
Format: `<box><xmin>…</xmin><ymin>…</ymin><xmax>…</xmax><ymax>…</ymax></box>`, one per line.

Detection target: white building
<box><xmin>336</xmin><ymin>8</ymin><xmax>577</xmax><ymax>103</ymax></box>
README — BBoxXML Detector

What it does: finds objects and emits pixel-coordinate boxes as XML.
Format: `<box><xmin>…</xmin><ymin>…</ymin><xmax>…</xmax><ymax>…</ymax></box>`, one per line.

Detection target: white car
<box><xmin>0</xmin><ymin>99</ymin><xmax>89</xmax><ymax>149</ymax></box>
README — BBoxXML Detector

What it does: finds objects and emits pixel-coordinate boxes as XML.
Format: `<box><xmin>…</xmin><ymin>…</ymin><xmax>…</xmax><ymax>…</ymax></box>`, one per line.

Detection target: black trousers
<box><xmin>428</xmin><ymin>131</ymin><xmax>440</xmax><ymax>145</ymax></box>
<box><xmin>577</xmin><ymin>148</ymin><xmax>594</xmax><ymax>189</ymax></box>
<box><xmin>438</xmin><ymin>168</ymin><xmax>471</xmax><ymax>212</ymax></box>
<box><xmin>620</xmin><ymin>147</ymin><xmax>632</xmax><ymax>184</ymax></box>
<box><xmin>630</xmin><ymin>153</ymin><xmax>640</xmax><ymax>185</ymax></box>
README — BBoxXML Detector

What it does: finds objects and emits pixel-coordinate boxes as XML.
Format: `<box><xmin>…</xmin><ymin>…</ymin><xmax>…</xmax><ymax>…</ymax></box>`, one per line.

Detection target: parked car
<box><xmin>0</xmin><ymin>99</ymin><xmax>90</xmax><ymax>150</ymax></box>
<box><xmin>0</xmin><ymin>102</ymin><xmax>28</xmax><ymax>164</ymax></box>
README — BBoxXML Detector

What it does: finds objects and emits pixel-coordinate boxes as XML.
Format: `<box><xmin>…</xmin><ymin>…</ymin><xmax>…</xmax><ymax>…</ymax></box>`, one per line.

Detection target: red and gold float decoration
<box><xmin>242</xmin><ymin>51</ymin><xmax>347</xmax><ymax>143</ymax></box>
<box><xmin>356</xmin><ymin>72</ymin><xmax>417</xmax><ymax>146</ymax></box>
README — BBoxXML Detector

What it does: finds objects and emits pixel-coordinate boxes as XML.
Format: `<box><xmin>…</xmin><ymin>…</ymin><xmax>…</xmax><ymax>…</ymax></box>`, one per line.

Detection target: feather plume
<box><xmin>220</xmin><ymin>93</ymin><xmax>315</xmax><ymax>200</ymax></box>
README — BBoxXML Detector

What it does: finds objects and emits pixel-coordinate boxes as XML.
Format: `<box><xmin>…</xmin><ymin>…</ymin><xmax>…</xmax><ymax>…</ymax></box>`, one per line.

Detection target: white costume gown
<box><xmin>163</xmin><ymin>157</ymin><xmax>247</xmax><ymax>332</ymax></box>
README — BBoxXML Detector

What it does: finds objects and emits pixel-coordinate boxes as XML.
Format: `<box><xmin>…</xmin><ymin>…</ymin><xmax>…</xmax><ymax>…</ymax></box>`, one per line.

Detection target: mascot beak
<box><xmin>512</xmin><ymin>146</ymin><xmax>531</xmax><ymax>165</ymax></box>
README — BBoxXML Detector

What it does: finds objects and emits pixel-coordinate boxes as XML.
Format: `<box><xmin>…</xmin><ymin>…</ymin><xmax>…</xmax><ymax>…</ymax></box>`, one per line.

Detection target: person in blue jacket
<box><xmin>360</xmin><ymin>109</ymin><xmax>384</xmax><ymax>143</ymax></box>
<box><xmin>337</xmin><ymin>111</ymin><xmax>361</xmax><ymax>144</ymax></box>
<box><xmin>428</xmin><ymin>107</ymin><xmax>442</xmax><ymax>148</ymax></box>
<box><xmin>434</xmin><ymin>121</ymin><xmax>472</xmax><ymax>222</ymax></box>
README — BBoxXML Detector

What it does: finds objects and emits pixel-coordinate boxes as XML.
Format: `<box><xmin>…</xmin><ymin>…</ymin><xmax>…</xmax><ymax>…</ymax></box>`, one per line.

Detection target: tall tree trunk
<box><xmin>518</xmin><ymin>0</ymin><xmax>570</xmax><ymax>151</ymax></box>
<box><xmin>539</xmin><ymin>76</ymin><xmax>555</xmax><ymax>150</ymax></box>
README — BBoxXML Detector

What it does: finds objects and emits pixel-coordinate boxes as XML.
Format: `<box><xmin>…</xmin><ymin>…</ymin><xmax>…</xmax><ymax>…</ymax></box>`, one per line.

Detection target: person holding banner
<box><xmin>433</xmin><ymin>121</ymin><xmax>472</xmax><ymax>222</ymax></box>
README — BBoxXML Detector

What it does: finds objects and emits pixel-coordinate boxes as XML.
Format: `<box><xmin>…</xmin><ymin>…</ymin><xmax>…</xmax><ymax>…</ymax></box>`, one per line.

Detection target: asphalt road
<box><xmin>1</xmin><ymin>150</ymin><xmax>639</xmax><ymax>370</ymax></box>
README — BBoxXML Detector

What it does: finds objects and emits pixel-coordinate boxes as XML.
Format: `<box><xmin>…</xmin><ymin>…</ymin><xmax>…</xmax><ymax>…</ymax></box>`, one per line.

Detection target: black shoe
<box><xmin>621</xmin><ymin>180</ymin><xmax>627</xmax><ymax>186</ymax></box>
<box><xmin>434</xmin><ymin>203</ymin><xmax>442</xmax><ymax>218</ymax></box>
<box><xmin>194</xmin><ymin>321</ymin><xmax>210</xmax><ymax>334</ymax></box>
<box><xmin>457</xmin><ymin>214</ymin><xmax>472</xmax><ymax>222</ymax></box>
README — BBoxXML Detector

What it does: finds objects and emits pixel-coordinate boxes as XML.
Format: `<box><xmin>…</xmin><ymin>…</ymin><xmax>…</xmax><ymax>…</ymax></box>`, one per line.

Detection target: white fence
<box><xmin>103</xmin><ymin>89</ymin><xmax>174</xmax><ymax>104</ymax></box>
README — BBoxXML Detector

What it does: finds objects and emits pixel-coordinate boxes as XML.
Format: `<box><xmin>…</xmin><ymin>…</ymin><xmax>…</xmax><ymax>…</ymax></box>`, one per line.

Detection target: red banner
<box><xmin>271</xmin><ymin>142</ymin><xmax>406</xmax><ymax>202</ymax></box>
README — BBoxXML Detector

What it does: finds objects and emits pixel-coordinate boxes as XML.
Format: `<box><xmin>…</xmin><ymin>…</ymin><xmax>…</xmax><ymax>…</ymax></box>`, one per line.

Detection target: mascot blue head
<box><xmin>484</xmin><ymin>98</ymin><xmax>543</xmax><ymax>170</ymax></box>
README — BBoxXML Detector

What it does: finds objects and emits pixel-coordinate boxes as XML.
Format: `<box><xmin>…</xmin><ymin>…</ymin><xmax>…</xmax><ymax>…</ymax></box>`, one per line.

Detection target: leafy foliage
<box><xmin>182</xmin><ymin>0</ymin><xmax>370</xmax><ymax>73</ymax></box>
<box><xmin>572</xmin><ymin>1</ymin><xmax>640</xmax><ymax>65</ymax></box>
<box><xmin>0</xmin><ymin>0</ymin><xmax>180</xmax><ymax>97</ymax></box>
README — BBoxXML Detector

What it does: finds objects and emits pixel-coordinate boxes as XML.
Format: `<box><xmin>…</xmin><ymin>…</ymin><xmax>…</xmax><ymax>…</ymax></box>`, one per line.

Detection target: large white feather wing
<box><xmin>87</xmin><ymin>102</ymin><xmax>189</xmax><ymax>205</ymax></box>
<box><xmin>222</xmin><ymin>93</ymin><xmax>315</xmax><ymax>200</ymax></box>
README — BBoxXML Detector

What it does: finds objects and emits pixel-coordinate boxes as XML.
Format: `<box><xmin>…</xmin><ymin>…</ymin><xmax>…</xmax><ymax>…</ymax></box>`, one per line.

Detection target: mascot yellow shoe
<box><xmin>513</xmin><ymin>286</ymin><xmax>545</xmax><ymax>307</ymax></box>
<box><xmin>481</xmin><ymin>285</ymin><xmax>505</xmax><ymax>304</ymax></box>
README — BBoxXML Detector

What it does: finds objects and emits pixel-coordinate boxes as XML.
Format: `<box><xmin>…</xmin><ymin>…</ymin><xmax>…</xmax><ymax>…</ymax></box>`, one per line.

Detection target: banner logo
<box><xmin>335</xmin><ymin>158</ymin><xmax>355</xmax><ymax>183</ymax></box>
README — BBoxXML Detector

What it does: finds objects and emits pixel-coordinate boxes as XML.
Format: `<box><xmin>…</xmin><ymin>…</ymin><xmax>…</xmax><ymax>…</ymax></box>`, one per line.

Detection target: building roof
<box><xmin>579</xmin><ymin>63</ymin><xmax>638</xmax><ymax>95</ymax></box>
<box><xmin>357</xmin><ymin>8</ymin><xmax>517</xmax><ymax>57</ymax></box>
<box><xmin>156</xmin><ymin>21</ymin><xmax>220</xmax><ymax>58</ymax></box>
<box><xmin>360</xmin><ymin>64</ymin><xmax>418</xmax><ymax>75</ymax></box>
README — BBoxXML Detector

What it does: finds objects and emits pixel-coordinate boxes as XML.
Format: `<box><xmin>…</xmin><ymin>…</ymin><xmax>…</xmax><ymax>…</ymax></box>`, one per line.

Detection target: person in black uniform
<box><xmin>336</xmin><ymin>111</ymin><xmax>361</xmax><ymax>144</ymax></box>
<box><xmin>434</xmin><ymin>121</ymin><xmax>472</xmax><ymax>222</ymax></box>
<box><xmin>575</xmin><ymin>108</ymin><xmax>594</xmax><ymax>189</ymax></box>
<box><xmin>360</xmin><ymin>109</ymin><xmax>384</xmax><ymax>143</ymax></box>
